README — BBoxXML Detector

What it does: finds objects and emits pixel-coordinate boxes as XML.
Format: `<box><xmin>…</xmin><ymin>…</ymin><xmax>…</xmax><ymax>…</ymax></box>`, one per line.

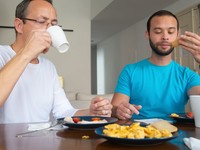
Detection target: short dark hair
<box><xmin>15</xmin><ymin>0</ymin><xmax>53</xmax><ymax>19</ymax></box>
<box><xmin>147</xmin><ymin>10</ymin><xmax>179</xmax><ymax>33</ymax></box>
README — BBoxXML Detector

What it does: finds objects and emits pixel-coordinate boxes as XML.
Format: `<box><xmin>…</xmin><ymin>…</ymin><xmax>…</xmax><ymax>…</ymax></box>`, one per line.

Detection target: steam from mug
<box><xmin>47</xmin><ymin>25</ymin><xmax>69</xmax><ymax>53</ymax></box>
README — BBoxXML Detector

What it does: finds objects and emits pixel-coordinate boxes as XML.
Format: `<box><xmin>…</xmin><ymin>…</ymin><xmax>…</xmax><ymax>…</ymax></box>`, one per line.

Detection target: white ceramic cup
<box><xmin>47</xmin><ymin>25</ymin><xmax>69</xmax><ymax>53</ymax></box>
<box><xmin>189</xmin><ymin>95</ymin><xmax>200</xmax><ymax>127</ymax></box>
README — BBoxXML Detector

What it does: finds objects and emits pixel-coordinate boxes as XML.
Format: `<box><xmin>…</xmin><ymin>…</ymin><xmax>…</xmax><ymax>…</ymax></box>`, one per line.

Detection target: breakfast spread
<box><xmin>77</xmin><ymin>119</ymin><xmax>107</xmax><ymax>124</ymax></box>
<box><xmin>64</xmin><ymin>116</ymin><xmax>107</xmax><ymax>124</ymax></box>
<box><xmin>170</xmin><ymin>113</ymin><xmax>180</xmax><ymax>117</ymax></box>
<box><xmin>150</xmin><ymin>120</ymin><xmax>178</xmax><ymax>133</ymax></box>
<box><xmin>170</xmin><ymin>112</ymin><xmax>195</xmax><ymax>124</ymax></box>
<box><xmin>103</xmin><ymin>121</ymin><xmax>176</xmax><ymax>139</ymax></box>
<box><xmin>170</xmin><ymin>112</ymin><xmax>194</xmax><ymax>119</ymax></box>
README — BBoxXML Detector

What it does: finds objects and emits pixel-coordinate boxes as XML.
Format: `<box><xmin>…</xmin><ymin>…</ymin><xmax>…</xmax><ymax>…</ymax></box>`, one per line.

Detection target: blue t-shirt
<box><xmin>115</xmin><ymin>59</ymin><xmax>200</xmax><ymax>119</ymax></box>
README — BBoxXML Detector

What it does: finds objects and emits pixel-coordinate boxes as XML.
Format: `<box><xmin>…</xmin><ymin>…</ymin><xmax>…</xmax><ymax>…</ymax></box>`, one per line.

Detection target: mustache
<box><xmin>157</xmin><ymin>42</ymin><xmax>171</xmax><ymax>46</ymax></box>
<box><xmin>149</xmin><ymin>39</ymin><xmax>174</xmax><ymax>56</ymax></box>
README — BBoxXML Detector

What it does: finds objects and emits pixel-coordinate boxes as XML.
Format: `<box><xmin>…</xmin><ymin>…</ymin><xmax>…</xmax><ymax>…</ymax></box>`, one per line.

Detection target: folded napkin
<box><xmin>28</xmin><ymin>122</ymin><xmax>67</xmax><ymax>131</ymax></box>
<box><xmin>28</xmin><ymin>122</ymin><xmax>51</xmax><ymax>131</ymax></box>
<box><xmin>183</xmin><ymin>137</ymin><xmax>200</xmax><ymax>150</ymax></box>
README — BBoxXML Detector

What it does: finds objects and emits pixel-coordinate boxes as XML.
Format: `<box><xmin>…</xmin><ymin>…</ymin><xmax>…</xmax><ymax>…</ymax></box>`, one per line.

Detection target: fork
<box><xmin>16</xmin><ymin>119</ymin><xmax>65</xmax><ymax>138</ymax></box>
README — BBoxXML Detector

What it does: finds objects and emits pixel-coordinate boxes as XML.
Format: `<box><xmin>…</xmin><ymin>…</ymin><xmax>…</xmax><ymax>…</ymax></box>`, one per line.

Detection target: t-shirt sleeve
<box><xmin>52</xmin><ymin>88</ymin><xmax>78</xmax><ymax>118</ymax></box>
<box><xmin>114</xmin><ymin>65</ymin><xmax>131</xmax><ymax>97</ymax></box>
<box><xmin>0</xmin><ymin>54</ymin><xmax>3</xmax><ymax>68</ymax></box>
<box><xmin>51</xmin><ymin>66</ymin><xmax>78</xmax><ymax>119</ymax></box>
<box><xmin>185</xmin><ymin>67</ymin><xmax>200</xmax><ymax>91</ymax></box>
<box><xmin>0</xmin><ymin>48</ymin><xmax>7</xmax><ymax>68</ymax></box>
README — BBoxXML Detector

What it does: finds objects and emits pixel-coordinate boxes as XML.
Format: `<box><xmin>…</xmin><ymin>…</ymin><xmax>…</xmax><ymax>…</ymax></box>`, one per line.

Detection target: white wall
<box><xmin>97</xmin><ymin>0</ymin><xmax>200</xmax><ymax>94</ymax></box>
<box><xmin>0</xmin><ymin>0</ymin><xmax>91</xmax><ymax>93</ymax></box>
<box><xmin>91</xmin><ymin>0</ymin><xmax>113</xmax><ymax>19</ymax></box>
<box><xmin>46</xmin><ymin>0</ymin><xmax>91</xmax><ymax>93</ymax></box>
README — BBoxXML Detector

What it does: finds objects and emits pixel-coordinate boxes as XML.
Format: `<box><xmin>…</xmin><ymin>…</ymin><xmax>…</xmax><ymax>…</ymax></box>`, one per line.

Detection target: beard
<box><xmin>149</xmin><ymin>39</ymin><xmax>174</xmax><ymax>56</ymax></box>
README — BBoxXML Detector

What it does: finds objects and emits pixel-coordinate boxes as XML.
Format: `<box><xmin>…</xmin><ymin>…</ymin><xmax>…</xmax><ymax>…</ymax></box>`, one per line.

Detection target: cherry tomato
<box><xmin>92</xmin><ymin>117</ymin><xmax>100</xmax><ymax>121</ymax></box>
<box><xmin>72</xmin><ymin>117</ymin><xmax>80</xmax><ymax>123</ymax></box>
<box><xmin>186</xmin><ymin>112</ymin><xmax>194</xmax><ymax>118</ymax></box>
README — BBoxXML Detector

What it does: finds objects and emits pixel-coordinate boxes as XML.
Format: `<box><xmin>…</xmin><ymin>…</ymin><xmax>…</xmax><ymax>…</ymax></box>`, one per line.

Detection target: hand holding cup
<box><xmin>47</xmin><ymin>25</ymin><xmax>69</xmax><ymax>53</ymax></box>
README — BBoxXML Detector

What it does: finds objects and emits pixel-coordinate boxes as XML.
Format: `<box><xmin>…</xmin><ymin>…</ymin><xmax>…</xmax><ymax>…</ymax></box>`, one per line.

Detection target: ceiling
<box><xmin>91</xmin><ymin>0</ymin><xmax>179</xmax><ymax>45</ymax></box>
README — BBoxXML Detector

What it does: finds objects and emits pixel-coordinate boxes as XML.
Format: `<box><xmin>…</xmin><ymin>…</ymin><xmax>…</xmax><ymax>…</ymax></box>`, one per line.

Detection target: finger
<box><xmin>93</xmin><ymin>99</ymin><xmax>110</xmax><ymax>108</ymax></box>
<box><xmin>134</xmin><ymin>105</ymin><xmax>142</xmax><ymax>110</ymax></box>
<box><xmin>91</xmin><ymin>109</ymin><xmax>111</xmax><ymax>116</ymax></box>
<box><xmin>117</xmin><ymin>112</ymin><xmax>132</xmax><ymax>120</ymax></box>
<box><xmin>90</xmin><ymin>109</ymin><xmax>102</xmax><ymax>116</ymax></box>
<box><xmin>103</xmin><ymin>110</ymin><xmax>112</xmax><ymax>116</ymax></box>
<box><xmin>116</xmin><ymin>107</ymin><xmax>132</xmax><ymax>119</ymax></box>
<box><xmin>180</xmin><ymin>34</ymin><xmax>200</xmax><ymax>49</ymax></box>
<box><xmin>117</xmin><ymin>115</ymin><xmax>127</xmax><ymax>120</ymax></box>
<box><xmin>90</xmin><ymin>101</ymin><xmax>110</xmax><ymax>112</ymax></box>
<box><xmin>116</xmin><ymin>103</ymin><xmax>134</xmax><ymax>118</ymax></box>
<box><xmin>180</xmin><ymin>45</ymin><xmax>197</xmax><ymax>54</ymax></box>
<box><xmin>92</xmin><ymin>96</ymin><xmax>104</xmax><ymax>103</ymax></box>
<box><xmin>116</xmin><ymin>109</ymin><xmax>127</xmax><ymax>120</ymax></box>
<box><xmin>184</xmin><ymin>31</ymin><xmax>200</xmax><ymax>41</ymax></box>
<box><xmin>93</xmin><ymin>103</ymin><xmax>113</xmax><ymax>111</ymax></box>
<box><xmin>128</xmin><ymin>104</ymin><xmax>141</xmax><ymax>115</ymax></box>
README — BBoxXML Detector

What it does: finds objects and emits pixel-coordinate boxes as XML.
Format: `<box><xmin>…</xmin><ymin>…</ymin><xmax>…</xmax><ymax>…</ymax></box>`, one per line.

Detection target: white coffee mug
<box><xmin>47</xmin><ymin>25</ymin><xmax>69</xmax><ymax>53</ymax></box>
<box><xmin>189</xmin><ymin>95</ymin><xmax>200</xmax><ymax>128</ymax></box>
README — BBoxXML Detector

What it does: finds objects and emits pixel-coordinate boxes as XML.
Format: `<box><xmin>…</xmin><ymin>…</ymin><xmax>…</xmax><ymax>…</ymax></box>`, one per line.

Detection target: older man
<box><xmin>0</xmin><ymin>0</ymin><xmax>112</xmax><ymax>123</ymax></box>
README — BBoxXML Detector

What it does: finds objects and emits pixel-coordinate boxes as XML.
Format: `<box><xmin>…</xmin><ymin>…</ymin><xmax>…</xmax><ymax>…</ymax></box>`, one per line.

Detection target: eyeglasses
<box><xmin>20</xmin><ymin>17</ymin><xmax>60</xmax><ymax>27</ymax></box>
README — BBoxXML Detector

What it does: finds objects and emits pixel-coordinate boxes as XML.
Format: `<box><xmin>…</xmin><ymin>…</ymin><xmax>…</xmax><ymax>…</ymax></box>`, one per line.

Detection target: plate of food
<box><xmin>60</xmin><ymin>116</ymin><xmax>118</xmax><ymax>129</ymax></box>
<box><xmin>170</xmin><ymin>112</ymin><xmax>194</xmax><ymax>124</ymax></box>
<box><xmin>95</xmin><ymin>120</ymin><xmax>179</xmax><ymax>146</ymax></box>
